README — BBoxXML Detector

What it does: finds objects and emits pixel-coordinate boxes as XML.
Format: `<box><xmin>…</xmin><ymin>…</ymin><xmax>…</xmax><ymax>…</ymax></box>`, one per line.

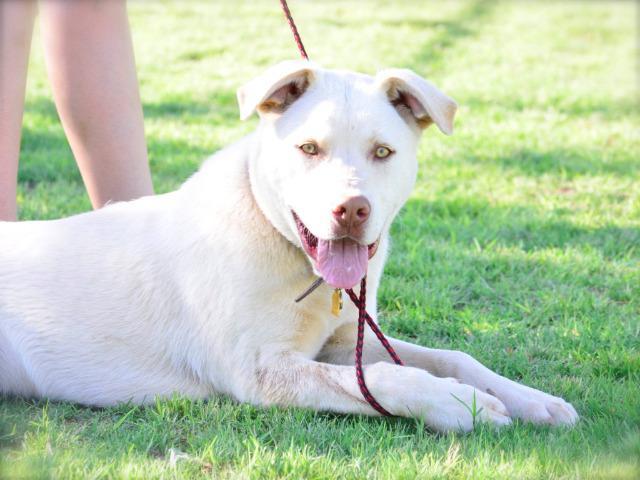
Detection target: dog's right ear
<box><xmin>237</xmin><ymin>60</ymin><xmax>316</xmax><ymax>120</ymax></box>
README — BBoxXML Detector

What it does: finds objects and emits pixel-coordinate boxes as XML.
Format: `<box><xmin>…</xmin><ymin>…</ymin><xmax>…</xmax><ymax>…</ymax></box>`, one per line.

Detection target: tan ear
<box><xmin>237</xmin><ymin>60</ymin><xmax>317</xmax><ymax>120</ymax></box>
<box><xmin>375</xmin><ymin>69</ymin><xmax>457</xmax><ymax>135</ymax></box>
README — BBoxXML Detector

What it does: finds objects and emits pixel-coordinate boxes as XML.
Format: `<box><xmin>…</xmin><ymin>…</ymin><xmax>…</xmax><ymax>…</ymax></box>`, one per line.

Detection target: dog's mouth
<box><xmin>292</xmin><ymin>211</ymin><xmax>379</xmax><ymax>289</ymax></box>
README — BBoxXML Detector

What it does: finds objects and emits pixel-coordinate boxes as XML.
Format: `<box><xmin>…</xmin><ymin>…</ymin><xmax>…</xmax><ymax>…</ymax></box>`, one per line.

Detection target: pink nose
<box><xmin>332</xmin><ymin>196</ymin><xmax>371</xmax><ymax>230</ymax></box>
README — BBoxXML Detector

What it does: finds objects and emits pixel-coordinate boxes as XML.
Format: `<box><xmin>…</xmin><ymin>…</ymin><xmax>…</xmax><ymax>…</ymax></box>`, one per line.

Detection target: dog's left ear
<box><xmin>237</xmin><ymin>60</ymin><xmax>317</xmax><ymax>120</ymax></box>
<box><xmin>375</xmin><ymin>69</ymin><xmax>457</xmax><ymax>135</ymax></box>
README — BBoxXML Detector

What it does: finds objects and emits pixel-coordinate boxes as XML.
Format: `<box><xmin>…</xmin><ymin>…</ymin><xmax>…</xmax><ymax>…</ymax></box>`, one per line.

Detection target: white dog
<box><xmin>0</xmin><ymin>61</ymin><xmax>577</xmax><ymax>432</ymax></box>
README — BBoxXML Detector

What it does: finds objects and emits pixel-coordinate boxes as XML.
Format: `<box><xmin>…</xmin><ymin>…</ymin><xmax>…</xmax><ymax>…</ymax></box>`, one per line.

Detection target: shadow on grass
<box><xmin>319</xmin><ymin>0</ymin><xmax>497</xmax><ymax>71</ymax></box>
<box><xmin>395</xmin><ymin>197</ymin><xmax>639</xmax><ymax>261</ymax></box>
<box><xmin>142</xmin><ymin>90</ymin><xmax>238</xmax><ymax>123</ymax></box>
<box><xmin>465</xmin><ymin>96</ymin><xmax>640</xmax><ymax>121</ymax></box>
<box><xmin>19</xmin><ymin>127</ymin><xmax>210</xmax><ymax>184</ymax></box>
<box><xmin>405</xmin><ymin>0</ymin><xmax>497</xmax><ymax>70</ymax></box>
<box><xmin>18</xmin><ymin>104</ymin><xmax>213</xmax><ymax>189</ymax></box>
<box><xmin>25</xmin><ymin>91</ymin><xmax>239</xmax><ymax>122</ymax></box>
<box><xmin>18</xmin><ymin>127</ymin><xmax>79</xmax><ymax>186</ymax></box>
<box><xmin>459</xmin><ymin>146</ymin><xmax>638</xmax><ymax>178</ymax></box>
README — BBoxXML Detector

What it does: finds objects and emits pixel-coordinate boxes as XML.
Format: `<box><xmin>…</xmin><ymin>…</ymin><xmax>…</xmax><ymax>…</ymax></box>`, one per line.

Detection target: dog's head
<box><xmin>238</xmin><ymin>61</ymin><xmax>456</xmax><ymax>289</ymax></box>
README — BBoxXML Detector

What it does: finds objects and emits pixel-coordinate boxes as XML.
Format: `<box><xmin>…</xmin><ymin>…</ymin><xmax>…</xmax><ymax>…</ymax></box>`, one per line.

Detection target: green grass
<box><xmin>2</xmin><ymin>0</ymin><xmax>639</xmax><ymax>478</ymax></box>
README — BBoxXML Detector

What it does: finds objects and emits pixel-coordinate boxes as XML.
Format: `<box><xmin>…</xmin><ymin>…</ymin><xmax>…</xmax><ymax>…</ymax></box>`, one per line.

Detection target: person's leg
<box><xmin>0</xmin><ymin>0</ymin><xmax>37</xmax><ymax>221</ymax></box>
<box><xmin>39</xmin><ymin>0</ymin><xmax>153</xmax><ymax>209</ymax></box>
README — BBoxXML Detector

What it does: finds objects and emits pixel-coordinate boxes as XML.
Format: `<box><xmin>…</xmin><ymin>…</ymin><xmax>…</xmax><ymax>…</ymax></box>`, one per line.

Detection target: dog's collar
<box><xmin>294</xmin><ymin>276</ymin><xmax>344</xmax><ymax>316</ymax></box>
<box><xmin>294</xmin><ymin>277</ymin><xmax>324</xmax><ymax>303</ymax></box>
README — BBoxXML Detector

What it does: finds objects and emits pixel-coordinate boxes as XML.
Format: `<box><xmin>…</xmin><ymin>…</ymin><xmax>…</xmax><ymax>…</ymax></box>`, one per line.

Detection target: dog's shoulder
<box><xmin>176</xmin><ymin>134</ymin><xmax>270</xmax><ymax>239</ymax></box>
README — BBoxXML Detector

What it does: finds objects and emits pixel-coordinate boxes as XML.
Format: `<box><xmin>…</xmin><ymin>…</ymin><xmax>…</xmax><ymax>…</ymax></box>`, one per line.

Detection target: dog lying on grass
<box><xmin>0</xmin><ymin>61</ymin><xmax>577</xmax><ymax>432</ymax></box>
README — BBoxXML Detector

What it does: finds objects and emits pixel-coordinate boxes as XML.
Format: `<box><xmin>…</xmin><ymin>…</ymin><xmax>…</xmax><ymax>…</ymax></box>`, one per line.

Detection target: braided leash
<box><xmin>279</xmin><ymin>0</ymin><xmax>309</xmax><ymax>60</ymax></box>
<box><xmin>345</xmin><ymin>284</ymin><xmax>405</xmax><ymax>367</ymax></box>
<box><xmin>279</xmin><ymin>0</ymin><xmax>404</xmax><ymax>416</ymax></box>
<box><xmin>346</xmin><ymin>278</ymin><xmax>404</xmax><ymax>416</ymax></box>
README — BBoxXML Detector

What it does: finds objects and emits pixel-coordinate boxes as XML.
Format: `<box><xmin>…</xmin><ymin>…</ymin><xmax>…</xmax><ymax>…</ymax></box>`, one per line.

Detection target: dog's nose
<box><xmin>332</xmin><ymin>196</ymin><xmax>371</xmax><ymax>230</ymax></box>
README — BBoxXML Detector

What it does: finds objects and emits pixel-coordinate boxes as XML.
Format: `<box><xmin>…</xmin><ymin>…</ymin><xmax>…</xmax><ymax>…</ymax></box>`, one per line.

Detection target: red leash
<box><xmin>279</xmin><ymin>0</ymin><xmax>404</xmax><ymax>416</ymax></box>
<box><xmin>346</xmin><ymin>278</ymin><xmax>404</xmax><ymax>416</ymax></box>
<box><xmin>279</xmin><ymin>0</ymin><xmax>309</xmax><ymax>60</ymax></box>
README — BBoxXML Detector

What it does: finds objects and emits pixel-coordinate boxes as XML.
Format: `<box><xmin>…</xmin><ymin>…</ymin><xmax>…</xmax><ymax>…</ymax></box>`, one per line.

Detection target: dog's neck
<box><xmin>246</xmin><ymin>134</ymin><xmax>301</xmax><ymax>249</ymax></box>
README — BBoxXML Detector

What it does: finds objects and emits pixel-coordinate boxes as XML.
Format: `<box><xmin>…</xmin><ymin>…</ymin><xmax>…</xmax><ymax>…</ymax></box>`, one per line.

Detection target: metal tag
<box><xmin>331</xmin><ymin>289</ymin><xmax>343</xmax><ymax>316</ymax></box>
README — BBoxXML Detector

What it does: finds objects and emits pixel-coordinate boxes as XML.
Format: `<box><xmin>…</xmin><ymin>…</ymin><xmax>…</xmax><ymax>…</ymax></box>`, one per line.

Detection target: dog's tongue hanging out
<box><xmin>316</xmin><ymin>238</ymin><xmax>368</xmax><ymax>289</ymax></box>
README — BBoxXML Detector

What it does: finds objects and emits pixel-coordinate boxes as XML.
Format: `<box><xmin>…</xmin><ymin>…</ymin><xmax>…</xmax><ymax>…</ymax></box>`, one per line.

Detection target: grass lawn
<box><xmin>1</xmin><ymin>0</ymin><xmax>639</xmax><ymax>478</ymax></box>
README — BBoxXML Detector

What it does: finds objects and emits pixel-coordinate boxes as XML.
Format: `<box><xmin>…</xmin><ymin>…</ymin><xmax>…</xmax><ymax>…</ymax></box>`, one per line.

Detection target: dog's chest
<box><xmin>290</xmin><ymin>288</ymin><xmax>353</xmax><ymax>358</ymax></box>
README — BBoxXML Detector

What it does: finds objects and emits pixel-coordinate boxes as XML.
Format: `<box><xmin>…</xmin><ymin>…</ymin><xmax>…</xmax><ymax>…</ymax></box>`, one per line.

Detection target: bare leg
<box><xmin>318</xmin><ymin>323</ymin><xmax>578</xmax><ymax>426</ymax></box>
<box><xmin>0</xmin><ymin>0</ymin><xmax>37</xmax><ymax>221</ymax></box>
<box><xmin>249</xmin><ymin>355</ymin><xmax>510</xmax><ymax>433</ymax></box>
<box><xmin>39</xmin><ymin>0</ymin><xmax>153</xmax><ymax>208</ymax></box>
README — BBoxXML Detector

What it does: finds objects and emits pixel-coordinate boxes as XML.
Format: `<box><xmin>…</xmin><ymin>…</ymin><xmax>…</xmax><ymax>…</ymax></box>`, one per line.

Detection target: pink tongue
<box><xmin>316</xmin><ymin>238</ymin><xmax>368</xmax><ymax>289</ymax></box>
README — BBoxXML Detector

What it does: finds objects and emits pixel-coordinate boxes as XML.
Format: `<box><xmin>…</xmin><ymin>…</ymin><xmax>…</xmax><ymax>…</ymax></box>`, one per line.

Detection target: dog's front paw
<box><xmin>422</xmin><ymin>379</ymin><xmax>512</xmax><ymax>433</ymax></box>
<box><xmin>486</xmin><ymin>378</ymin><xmax>578</xmax><ymax>426</ymax></box>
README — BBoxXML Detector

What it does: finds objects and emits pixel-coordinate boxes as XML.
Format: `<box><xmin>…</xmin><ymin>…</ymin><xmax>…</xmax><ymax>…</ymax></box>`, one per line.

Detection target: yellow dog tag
<box><xmin>331</xmin><ymin>289</ymin><xmax>343</xmax><ymax>316</ymax></box>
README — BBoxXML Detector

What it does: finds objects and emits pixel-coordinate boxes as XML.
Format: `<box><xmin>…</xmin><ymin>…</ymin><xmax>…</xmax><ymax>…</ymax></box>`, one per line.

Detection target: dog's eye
<box><xmin>299</xmin><ymin>143</ymin><xmax>319</xmax><ymax>155</ymax></box>
<box><xmin>374</xmin><ymin>145</ymin><xmax>393</xmax><ymax>159</ymax></box>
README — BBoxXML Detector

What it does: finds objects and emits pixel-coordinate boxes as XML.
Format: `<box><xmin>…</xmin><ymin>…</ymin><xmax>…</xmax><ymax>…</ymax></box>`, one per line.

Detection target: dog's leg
<box><xmin>246</xmin><ymin>354</ymin><xmax>510</xmax><ymax>433</ymax></box>
<box><xmin>318</xmin><ymin>324</ymin><xmax>578</xmax><ymax>426</ymax></box>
